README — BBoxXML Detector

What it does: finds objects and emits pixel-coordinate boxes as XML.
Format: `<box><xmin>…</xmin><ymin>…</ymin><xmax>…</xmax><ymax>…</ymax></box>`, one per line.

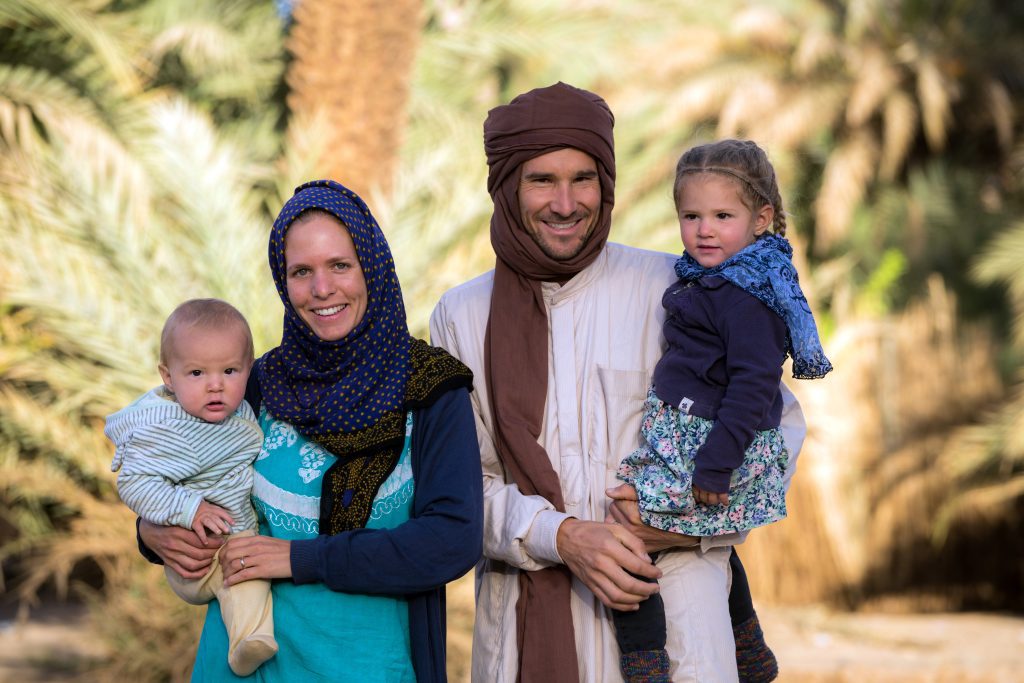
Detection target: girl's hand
<box><xmin>219</xmin><ymin>535</ymin><xmax>293</xmax><ymax>586</ymax></box>
<box><xmin>693</xmin><ymin>485</ymin><xmax>729</xmax><ymax>506</ymax></box>
<box><xmin>139</xmin><ymin>519</ymin><xmax>221</xmax><ymax>580</ymax></box>
<box><xmin>191</xmin><ymin>501</ymin><xmax>235</xmax><ymax>545</ymax></box>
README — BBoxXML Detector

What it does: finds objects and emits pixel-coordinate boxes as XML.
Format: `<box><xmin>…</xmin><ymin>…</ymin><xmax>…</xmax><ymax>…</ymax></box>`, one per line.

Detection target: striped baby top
<box><xmin>105</xmin><ymin>386</ymin><xmax>263</xmax><ymax>532</ymax></box>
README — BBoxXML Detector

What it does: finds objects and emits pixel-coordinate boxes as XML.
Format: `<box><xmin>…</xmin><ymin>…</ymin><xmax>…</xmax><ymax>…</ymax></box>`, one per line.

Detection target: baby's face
<box><xmin>159</xmin><ymin>323</ymin><xmax>252</xmax><ymax>423</ymax></box>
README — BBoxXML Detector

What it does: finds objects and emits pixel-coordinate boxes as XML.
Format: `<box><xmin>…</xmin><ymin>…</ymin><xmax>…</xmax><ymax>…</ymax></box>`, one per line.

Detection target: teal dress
<box><xmin>191</xmin><ymin>408</ymin><xmax>417</xmax><ymax>682</ymax></box>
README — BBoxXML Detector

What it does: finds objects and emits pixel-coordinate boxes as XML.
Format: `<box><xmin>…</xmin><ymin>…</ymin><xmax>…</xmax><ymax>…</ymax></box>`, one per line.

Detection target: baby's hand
<box><xmin>693</xmin><ymin>485</ymin><xmax>729</xmax><ymax>507</ymax></box>
<box><xmin>191</xmin><ymin>500</ymin><xmax>235</xmax><ymax>545</ymax></box>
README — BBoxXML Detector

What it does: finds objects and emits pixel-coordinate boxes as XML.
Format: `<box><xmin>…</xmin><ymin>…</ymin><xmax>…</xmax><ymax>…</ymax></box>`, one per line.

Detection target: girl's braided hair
<box><xmin>672</xmin><ymin>139</ymin><xmax>787</xmax><ymax>236</ymax></box>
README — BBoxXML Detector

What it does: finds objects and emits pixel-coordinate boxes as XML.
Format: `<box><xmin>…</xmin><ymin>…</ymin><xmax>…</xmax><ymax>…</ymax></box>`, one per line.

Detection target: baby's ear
<box><xmin>158</xmin><ymin>364</ymin><xmax>172</xmax><ymax>388</ymax></box>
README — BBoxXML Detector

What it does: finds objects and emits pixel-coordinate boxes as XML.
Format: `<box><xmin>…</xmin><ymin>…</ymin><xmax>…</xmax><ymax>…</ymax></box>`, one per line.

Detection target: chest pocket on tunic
<box><xmin>591</xmin><ymin>366</ymin><xmax>652</xmax><ymax>486</ymax></box>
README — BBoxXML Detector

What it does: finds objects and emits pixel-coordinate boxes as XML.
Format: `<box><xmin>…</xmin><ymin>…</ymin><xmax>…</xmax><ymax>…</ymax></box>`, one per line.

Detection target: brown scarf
<box><xmin>483</xmin><ymin>82</ymin><xmax>615</xmax><ymax>682</ymax></box>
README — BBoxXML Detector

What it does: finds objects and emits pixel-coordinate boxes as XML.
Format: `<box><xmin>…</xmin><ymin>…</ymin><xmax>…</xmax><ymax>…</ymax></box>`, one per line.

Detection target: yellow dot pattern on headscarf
<box><xmin>253</xmin><ymin>180</ymin><xmax>473</xmax><ymax>533</ymax></box>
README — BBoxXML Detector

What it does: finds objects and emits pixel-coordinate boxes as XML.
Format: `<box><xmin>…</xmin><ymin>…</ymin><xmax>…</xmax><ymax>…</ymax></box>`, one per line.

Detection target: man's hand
<box><xmin>191</xmin><ymin>500</ymin><xmax>235</xmax><ymax>546</ymax></box>
<box><xmin>555</xmin><ymin>518</ymin><xmax>660</xmax><ymax>611</ymax></box>
<box><xmin>139</xmin><ymin>519</ymin><xmax>221</xmax><ymax>580</ymax></box>
<box><xmin>605</xmin><ymin>484</ymin><xmax>701</xmax><ymax>553</ymax></box>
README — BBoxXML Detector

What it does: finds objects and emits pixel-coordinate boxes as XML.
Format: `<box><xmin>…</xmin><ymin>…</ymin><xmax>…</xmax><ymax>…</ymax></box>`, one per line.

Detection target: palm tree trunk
<box><xmin>285</xmin><ymin>0</ymin><xmax>424</xmax><ymax>199</ymax></box>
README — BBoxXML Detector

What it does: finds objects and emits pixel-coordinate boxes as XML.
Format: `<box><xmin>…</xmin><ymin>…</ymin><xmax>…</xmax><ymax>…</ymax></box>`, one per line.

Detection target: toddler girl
<box><xmin>613</xmin><ymin>140</ymin><xmax>832</xmax><ymax>682</ymax></box>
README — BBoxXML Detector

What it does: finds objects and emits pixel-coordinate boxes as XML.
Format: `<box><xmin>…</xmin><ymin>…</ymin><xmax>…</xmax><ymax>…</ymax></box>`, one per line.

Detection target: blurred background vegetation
<box><xmin>1</xmin><ymin>0</ymin><xmax>1022</xmax><ymax>680</ymax></box>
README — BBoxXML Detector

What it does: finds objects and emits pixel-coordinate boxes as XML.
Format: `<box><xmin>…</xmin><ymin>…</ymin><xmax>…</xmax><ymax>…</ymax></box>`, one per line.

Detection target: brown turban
<box><xmin>483</xmin><ymin>82</ymin><xmax>615</xmax><ymax>683</ymax></box>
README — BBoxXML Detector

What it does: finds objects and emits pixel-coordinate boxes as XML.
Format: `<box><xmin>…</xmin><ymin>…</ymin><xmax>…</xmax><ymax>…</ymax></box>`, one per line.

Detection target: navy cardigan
<box><xmin>140</xmin><ymin>382</ymin><xmax>483</xmax><ymax>682</ymax></box>
<box><xmin>653</xmin><ymin>275</ymin><xmax>786</xmax><ymax>494</ymax></box>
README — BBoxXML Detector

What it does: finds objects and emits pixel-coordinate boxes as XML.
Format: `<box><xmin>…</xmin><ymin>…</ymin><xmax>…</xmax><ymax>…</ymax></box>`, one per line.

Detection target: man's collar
<box><xmin>541</xmin><ymin>246</ymin><xmax>608</xmax><ymax>304</ymax></box>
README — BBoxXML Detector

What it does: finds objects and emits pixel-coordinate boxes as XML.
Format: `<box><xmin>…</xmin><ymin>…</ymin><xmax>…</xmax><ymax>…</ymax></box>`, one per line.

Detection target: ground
<box><xmin>2</xmin><ymin>593</ymin><xmax>1023</xmax><ymax>682</ymax></box>
<box><xmin>760</xmin><ymin>606</ymin><xmax>1024</xmax><ymax>682</ymax></box>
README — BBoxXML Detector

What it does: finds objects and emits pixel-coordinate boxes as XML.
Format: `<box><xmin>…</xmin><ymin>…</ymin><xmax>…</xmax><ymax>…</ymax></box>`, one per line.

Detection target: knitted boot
<box><xmin>733</xmin><ymin>612</ymin><xmax>779</xmax><ymax>682</ymax></box>
<box><xmin>619</xmin><ymin>648</ymin><xmax>671</xmax><ymax>683</ymax></box>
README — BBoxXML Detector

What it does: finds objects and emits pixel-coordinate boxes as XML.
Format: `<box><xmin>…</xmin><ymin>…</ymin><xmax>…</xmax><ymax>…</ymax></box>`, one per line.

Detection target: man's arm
<box><xmin>430</xmin><ymin>293</ymin><xmax>659</xmax><ymax>608</ymax></box>
<box><xmin>430</xmin><ymin>296</ymin><xmax>565</xmax><ymax>570</ymax></box>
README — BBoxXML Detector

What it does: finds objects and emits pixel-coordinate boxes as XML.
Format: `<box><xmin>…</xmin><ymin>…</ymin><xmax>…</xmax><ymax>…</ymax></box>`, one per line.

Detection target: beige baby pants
<box><xmin>164</xmin><ymin>528</ymin><xmax>277</xmax><ymax>676</ymax></box>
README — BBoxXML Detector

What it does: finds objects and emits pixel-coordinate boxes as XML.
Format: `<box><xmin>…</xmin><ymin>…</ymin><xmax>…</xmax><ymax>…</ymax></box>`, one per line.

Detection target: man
<box><xmin>430</xmin><ymin>82</ymin><xmax>805</xmax><ymax>682</ymax></box>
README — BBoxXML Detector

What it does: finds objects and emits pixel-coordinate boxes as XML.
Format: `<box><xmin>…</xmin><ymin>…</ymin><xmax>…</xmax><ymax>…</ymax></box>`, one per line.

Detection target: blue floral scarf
<box><xmin>675</xmin><ymin>234</ymin><xmax>833</xmax><ymax>379</ymax></box>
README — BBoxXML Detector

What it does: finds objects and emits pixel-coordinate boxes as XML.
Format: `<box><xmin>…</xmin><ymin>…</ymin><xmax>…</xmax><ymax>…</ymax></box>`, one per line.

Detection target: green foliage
<box><xmin>855</xmin><ymin>248</ymin><xmax>908</xmax><ymax>317</ymax></box>
<box><xmin>0</xmin><ymin>1</ymin><xmax>288</xmax><ymax>679</ymax></box>
<box><xmin>935</xmin><ymin>210</ymin><xmax>1024</xmax><ymax>537</ymax></box>
<box><xmin>975</xmin><ymin>216</ymin><xmax>1024</xmax><ymax>349</ymax></box>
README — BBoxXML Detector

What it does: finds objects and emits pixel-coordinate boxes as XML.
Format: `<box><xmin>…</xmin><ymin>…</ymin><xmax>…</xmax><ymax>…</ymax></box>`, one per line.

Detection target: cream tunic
<box><xmin>430</xmin><ymin>243</ymin><xmax>806</xmax><ymax>682</ymax></box>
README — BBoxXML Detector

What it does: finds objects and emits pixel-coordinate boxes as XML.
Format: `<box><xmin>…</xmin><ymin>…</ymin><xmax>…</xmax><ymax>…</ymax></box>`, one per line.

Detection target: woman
<box><xmin>140</xmin><ymin>180</ymin><xmax>483</xmax><ymax>682</ymax></box>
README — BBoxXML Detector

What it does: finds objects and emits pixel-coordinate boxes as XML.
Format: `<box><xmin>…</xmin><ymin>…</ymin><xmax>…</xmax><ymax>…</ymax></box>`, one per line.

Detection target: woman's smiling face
<box><xmin>284</xmin><ymin>213</ymin><xmax>368</xmax><ymax>341</ymax></box>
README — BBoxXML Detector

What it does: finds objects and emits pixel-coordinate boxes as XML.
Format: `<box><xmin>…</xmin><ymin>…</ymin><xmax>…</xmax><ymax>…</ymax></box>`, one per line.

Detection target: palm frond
<box><xmin>845</xmin><ymin>45</ymin><xmax>899</xmax><ymax>127</ymax></box>
<box><xmin>985</xmin><ymin>79</ymin><xmax>1014</xmax><ymax>153</ymax></box>
<box><xmin>973</xmin><ymin>219</ymin><xmax>1024</xmax><ymax>303</ymax></box>
<box><xmin>4</xmin><ymin>0</ymin><xmax>144</xmax><ymax>95</ymax></box>
<box><xmin>879</xmin><ymin>90</ymin><xmax>918</xmax><ymax>180</ymax></box>
<box><xmin>749</xmin><ymin>82</ymin><xmax>847</xmax><ymax>151</ymax></box>
<box><xmin>915</xmin><ymin>53</ymin><xmax>957</xmax><ymax>151</ymax></box>
<box><xmin>792</xmin><ymin>26</ymin><xmax>840</xmax><ymax>77</ymax></box>
<box><xmin>814</xmin><ymin>131</ymin><xmax>879</xmax><ymax>253</ymax></box>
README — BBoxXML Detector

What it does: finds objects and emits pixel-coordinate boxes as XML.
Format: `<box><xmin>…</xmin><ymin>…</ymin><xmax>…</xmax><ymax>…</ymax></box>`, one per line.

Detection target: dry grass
<box><xmin>737</xmin><ymin>277</ymin><xmax>1005</xmax><ymax>606</ymax></box>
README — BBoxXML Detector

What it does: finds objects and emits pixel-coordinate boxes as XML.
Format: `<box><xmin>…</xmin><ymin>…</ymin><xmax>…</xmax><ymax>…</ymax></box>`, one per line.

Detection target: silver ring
<box><xmin>239</xmin><ymin>557</ymin><xmax>246</xmax><ymax>569</ymax></box>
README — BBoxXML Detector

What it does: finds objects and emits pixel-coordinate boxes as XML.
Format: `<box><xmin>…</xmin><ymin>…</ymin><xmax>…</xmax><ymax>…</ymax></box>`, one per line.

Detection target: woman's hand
<box><xmin>139</xmin><ymin>519</ymin><xmax>221</xmax><ymax>580</ymax></box>
<box><xmin>605</xmin><ymin>484</ymin><xmax>701</xmax><ymax>553</ymax></box>
<box><xmin>220</xmin><ymin>535</ymin><xmax>293</xmax><ymax>586</ymax></box>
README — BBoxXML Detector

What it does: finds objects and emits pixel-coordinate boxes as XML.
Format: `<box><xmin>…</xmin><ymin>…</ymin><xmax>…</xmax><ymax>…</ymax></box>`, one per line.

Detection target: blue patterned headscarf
<box><xmin>675</xmin><ymin>234</ymin><xmax>833</xmax><ymax>379</ymax></box>
<box><xmin>257</xmin><ymin>179</ymin><xmax>412</xmax><ymax>435</ymax></box>
<box><xmin>254</xmin><ymin>180</ymin><xmax>472</xmax><ymax>534</ymax></box>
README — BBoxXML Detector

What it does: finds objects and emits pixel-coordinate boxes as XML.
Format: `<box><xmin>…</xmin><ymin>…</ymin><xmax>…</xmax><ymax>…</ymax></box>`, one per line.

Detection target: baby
<box><xmin>106</xmin><ymin>298</ymin><xmax>276</xmax><ymax>676</ymax></box>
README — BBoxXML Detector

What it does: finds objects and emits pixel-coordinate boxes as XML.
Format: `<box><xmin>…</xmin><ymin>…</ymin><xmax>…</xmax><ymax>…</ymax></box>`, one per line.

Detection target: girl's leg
<box><xmin>612</xmin><ymin>552</ymin><xmax>670</xmax><ymax>683</ymax></box>
<box><xmin>729</xmin><ymin>548</ymin><xmax>779</xmax><ymax>682</ymax></box>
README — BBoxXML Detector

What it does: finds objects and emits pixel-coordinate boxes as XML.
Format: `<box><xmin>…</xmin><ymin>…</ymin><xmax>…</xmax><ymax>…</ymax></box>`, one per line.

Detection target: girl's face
<box><xmin>677</xmin><ymin>173</ymin><xmax>773</xmax><ymax>268</ymax></box>
<box><xmin>284</xmin><ymin>215</ymin><xmax>368</xmax><ymax>341</ymax></box>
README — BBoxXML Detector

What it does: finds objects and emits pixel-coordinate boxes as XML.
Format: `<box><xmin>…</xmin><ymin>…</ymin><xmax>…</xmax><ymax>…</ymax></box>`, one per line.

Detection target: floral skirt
<box><xmin>617</xmin><ymin>387</ymin><xmax>789</xmax><ymax>536</ymax></box>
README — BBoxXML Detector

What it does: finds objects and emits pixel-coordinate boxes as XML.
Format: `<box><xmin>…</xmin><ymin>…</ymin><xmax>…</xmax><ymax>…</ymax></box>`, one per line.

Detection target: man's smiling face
<box><xmin>517</xmin><ymin>148</ymin><xmax>601</xmax><ymax>261</ymax></box>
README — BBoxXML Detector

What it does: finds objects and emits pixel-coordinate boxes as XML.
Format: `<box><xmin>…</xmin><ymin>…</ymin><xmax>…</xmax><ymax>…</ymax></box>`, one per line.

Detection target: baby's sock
<box><xmin>228</xmin><ymin>633</ymin><xmax>279</xmax><ymax>677</ymax></box>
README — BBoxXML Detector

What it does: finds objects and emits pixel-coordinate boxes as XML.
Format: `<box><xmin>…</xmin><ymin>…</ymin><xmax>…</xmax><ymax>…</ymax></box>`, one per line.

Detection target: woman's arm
<box><xmin>288</xmin><ymin>387</ymin><xmax>484</xmax><ymax>595</ymax></box>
